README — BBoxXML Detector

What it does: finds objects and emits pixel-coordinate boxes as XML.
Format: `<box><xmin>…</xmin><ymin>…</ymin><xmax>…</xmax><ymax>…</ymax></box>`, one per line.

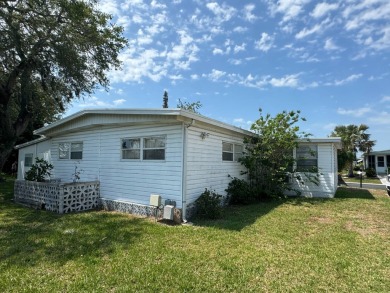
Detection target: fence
<box><xmin>14</xmin><ymin>180</ymin><xmax>100</xmax><ymax>213</ymax></box>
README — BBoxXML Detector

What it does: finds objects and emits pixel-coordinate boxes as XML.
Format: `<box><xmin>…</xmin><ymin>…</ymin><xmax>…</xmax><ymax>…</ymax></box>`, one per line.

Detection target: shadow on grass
<box><xmin>1</xmin><ymin>177</ymin><xmax>150</xmax><ymax>268</ymax></box>
<box><xmin>335</xmin><ymin>187</ymin><xmax>376</xmax><ymax>200</ymax></box>
<box><xmin>192</xmin><ymin>198</ymin><xmax>309</xmax><ymax>232</ymax></box>
<box><xmin>0</xmin><ymin>203</ymin><xmax>149</xmax><ymax>268</ymax></box>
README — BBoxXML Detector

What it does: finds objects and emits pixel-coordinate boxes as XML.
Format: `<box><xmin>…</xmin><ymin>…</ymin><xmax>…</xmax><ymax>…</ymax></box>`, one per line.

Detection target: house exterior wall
<box><xmin>17</xmin><ymin>139</ymin><xmax>51</xmax><ymax>180</ymax></box>
<box><xmin>291</xmin><ymin>143</ymin><xmax>338</xmax><ymax>198</ymax></box>
<box><xmin>24</xmin><ymin>123</ymin><xmax>184</xmax><ymax>208</ymax></box>
<box><xmin>185</xmin><ymin>126</ymin><xmax>247</xmax><ymax>208</ymax></box>
<box><xmin>364</xmin><ymin>152</ymin><xmax>390</xmax><ymax>174</ymax></box>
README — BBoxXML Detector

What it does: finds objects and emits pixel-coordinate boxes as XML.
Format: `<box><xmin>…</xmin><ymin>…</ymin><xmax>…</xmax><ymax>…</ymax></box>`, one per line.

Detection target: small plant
<box><xmin>365</xmin><ymin>168</ymin><xmax>376</xmax><ymax>178</ymax></box>
<box><xmin>24</xmin><ymin>158</ymin><xmax>53</xmax><ymax>182</ymax></box>
<box><xmin>71</xmin><ymin>163</ymin><xmax>84</xmax><ymax>182</ymax></box>
<box><xmin>225</xmin><ymin>176</ymin><xmax>255</xmax><ymax>205</ymax></box>
<box><xmin>194</xmin><ymin>188</ymin><xmax>223</xmax><ymax>219</ymax></box>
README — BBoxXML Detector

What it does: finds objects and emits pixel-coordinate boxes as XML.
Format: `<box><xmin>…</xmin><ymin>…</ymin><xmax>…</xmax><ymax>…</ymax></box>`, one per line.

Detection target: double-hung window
<box><xmin>121</xmin><ymin>136</ymin><xmax>166</xmax><ymax>161</ymax></box>
<box><xmin>222</xmin><ymin>142</ymin><xmax>244</xmax><ymax>162</ymax></box>
<box><xmin>59</xmin><ymin>142</ymin><xmax>83</xmax><ymax>160</ymax></box>
<box><xmin>296</xmin><ymin>144</ymin><xmax>318</xmax><ymax>172</ymax></box>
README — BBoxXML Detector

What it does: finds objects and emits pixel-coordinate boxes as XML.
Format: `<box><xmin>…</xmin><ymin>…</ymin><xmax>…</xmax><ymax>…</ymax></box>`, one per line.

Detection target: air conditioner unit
<box><xmin>163</xmin><ymin>205</ymin><xmax>174</xmax><ymax>220</ymax></box>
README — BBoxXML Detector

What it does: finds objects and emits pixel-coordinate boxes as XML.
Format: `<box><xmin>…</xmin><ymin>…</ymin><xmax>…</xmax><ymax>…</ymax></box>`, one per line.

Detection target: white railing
<box><xmin>14</xmin><ymin>180</ymin><xmax>100</xmax><ymax>213</ymax></box>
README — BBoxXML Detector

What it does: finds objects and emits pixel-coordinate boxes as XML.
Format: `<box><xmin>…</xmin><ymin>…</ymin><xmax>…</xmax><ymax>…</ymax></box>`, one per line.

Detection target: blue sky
<box><xmin>66</xmin><ymin>0</ymin><xmax>390</xmax><ymax>151</ymax></box>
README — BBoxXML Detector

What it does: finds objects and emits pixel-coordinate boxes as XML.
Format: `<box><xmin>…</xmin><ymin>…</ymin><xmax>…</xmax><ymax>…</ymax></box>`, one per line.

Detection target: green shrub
<box><xmin>194</xmin><ymin>189</ymin><xmax>223</xmax><ymax>219</ymax></box>
<box><xmin>365</xmin><ymin>168</ymin><xmax>376</xmax><ymax>178</ymax></box>
<box><xmin>24</xmin><ymin>158</ymin><xmax>53</xmax><ymax>182</ymax></box>
<box><xmin>225</xmin><ymin>177</ymin><xmax>256</xmax><ymax>205</ymax></box>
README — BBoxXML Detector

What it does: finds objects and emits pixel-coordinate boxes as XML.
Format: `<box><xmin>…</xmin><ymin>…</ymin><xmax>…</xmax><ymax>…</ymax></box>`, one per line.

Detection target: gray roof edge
<box><xmin>14</xmin><ymin>136</ymin><xmax>49</xmax><ymax>150</ymax></box>
<box><xmin>33</xmin><ymin>108</ymin><xmax>253</xmax><ymax>136</ymax></box>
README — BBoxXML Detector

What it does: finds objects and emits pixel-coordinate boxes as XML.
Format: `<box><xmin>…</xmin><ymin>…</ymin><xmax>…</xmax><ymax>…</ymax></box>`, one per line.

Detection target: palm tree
<box><xmin>331</xmin><ymin>124</ymin><xmax>376</xmax><ymax>177</ymax></box>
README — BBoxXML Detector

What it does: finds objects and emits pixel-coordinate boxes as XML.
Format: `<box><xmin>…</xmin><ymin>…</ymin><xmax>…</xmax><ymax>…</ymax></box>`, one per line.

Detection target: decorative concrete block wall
<box><xmin>14</xmin><ymin>180</ymin><xmax>100</xmax><ymax>213</ymax></box>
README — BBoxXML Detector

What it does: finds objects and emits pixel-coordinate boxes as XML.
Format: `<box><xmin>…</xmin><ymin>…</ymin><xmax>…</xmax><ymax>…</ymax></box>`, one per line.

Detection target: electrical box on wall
<box><xmin>150</xmin><ymin>194</ymin><xmax>161</xmax><ymax>207</ymax></box>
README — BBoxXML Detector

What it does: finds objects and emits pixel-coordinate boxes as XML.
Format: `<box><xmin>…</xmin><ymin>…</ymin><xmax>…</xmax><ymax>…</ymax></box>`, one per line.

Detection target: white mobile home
<box><xmin>364</xmin><ymin>150</ymin><xmax>390</xmax><ymax>174</ymax></box>
<box><xmin>16</xmin><ymin>109</ymin><xmax>341</xmax><ymax>220</ymax></box>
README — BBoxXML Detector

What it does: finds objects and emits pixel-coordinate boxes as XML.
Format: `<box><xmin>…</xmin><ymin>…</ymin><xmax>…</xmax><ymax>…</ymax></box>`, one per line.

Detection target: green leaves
<box><xmin>0</xmin><ymin>0</ymin><xmax>127</xmax><ymax>170</ymax></box>
<box><xmin>240</xmin><ymin>109</ymin><xmax>310</xmax><ymax>198</ymax></box>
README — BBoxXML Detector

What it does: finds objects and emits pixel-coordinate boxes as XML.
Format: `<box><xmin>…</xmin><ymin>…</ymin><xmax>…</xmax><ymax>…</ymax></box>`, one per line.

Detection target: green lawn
<box><xmin>1</xmin><ymin>175</ymin><xmax>389</xmax><ymax>292</ymax></box>
<box><xmin>342</xmin><ymin>176</ymin><xmax>382</xmax><ymax>184</ymax></box>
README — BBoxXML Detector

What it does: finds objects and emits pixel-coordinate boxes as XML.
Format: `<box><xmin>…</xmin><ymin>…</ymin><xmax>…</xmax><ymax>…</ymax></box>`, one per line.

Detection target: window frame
<box><xmin>296</xmin><ymin>144</ymin><xmax>318</xmax><ymax>172</ymax></box>
<box><xmin>222</xmin><ymin>142</ymin><xmax>244</xmax><ymax>162</ymax></box>
<box><xmin>377</xmin><ymin>156</ymin><xmax>385</xmax><ymax>167</ymax></box>
<box><xmin>121</xmin><ymin>135</ymin><xmax>166</xmax><ymax>161</ymax></box>
<box><xmin>59</xmin><ymin>142</ymin><xmax>83</xmax><ymax>160</ymax></box>
<box><xmin>24</xmin><ymin>153</ymin><xmax>34</xmax><ymax>167</ymax></box>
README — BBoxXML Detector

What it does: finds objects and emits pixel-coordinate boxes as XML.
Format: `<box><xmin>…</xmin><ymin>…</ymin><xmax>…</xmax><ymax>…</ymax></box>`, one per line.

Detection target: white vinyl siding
<box><xmin>50</xmin><ymin>124</ymin><xmax>183</xmax><ymax>207</ymax></box>
<box><xmin>290</xmin><ymin>143</ymin><xmax>337</xmax><ymax>198</ymax></box>
<box><xmin>186</xmin><ymin>127</ymin><xmax>246</xmax><ymax>206</ymax></box>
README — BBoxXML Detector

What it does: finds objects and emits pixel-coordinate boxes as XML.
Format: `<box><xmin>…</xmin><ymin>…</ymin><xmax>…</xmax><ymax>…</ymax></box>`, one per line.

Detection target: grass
<box><xmin>342</xmin><ymin>176</ymin><xmax>382</xmax><ymax>184</ymax></box>
<box><xmin>1</xmin><ymin>174</ymin><xmax>389</xmax><ymax>292</ymax></box>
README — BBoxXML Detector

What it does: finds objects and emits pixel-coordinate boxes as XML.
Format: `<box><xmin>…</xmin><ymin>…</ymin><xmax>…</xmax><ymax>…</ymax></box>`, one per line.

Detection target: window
<box><xmin>24</xmin><ymin>153</ymin><xmax>33</xmax><ymax>167</ymax></box>
<box><xmin>59</xmin><ymin>142</ymin><xmax>83</xmax><ymax>160</ymax></box>
<box><xmin>378</xmin><ymin>156</ymin><xmax>384</xmax><ymax>167</ymax></box>
<box><xmin>121</xmin><ymin>136</ymin><xmax>166</xmax><ymax>161</ymax></box>
<box><xmin>234</xmin><ymin>144</ymin><xmax>244</xmax><ymax>161</ymax></box>
<box><xmin>296</xmin><ymin>145</ymin><xmax>318</xmax><ymax>172</ymax></box>
<box><xmin>143</xmin><ymin>137</ymin><xmax>165</xmax><ymax>160</ymax></box>
<box><xmin>222</xmin><ymin>142</ymin><xmax>233</xmax><ymax>161</ymax></box>
<box><xmin>368</xmin><ymin>155</ymin><xmax>375</xmax><ymax>169</ymax></box>
<box><xmin>222</xmin><ymin>142</ymin><xmax>244</xmax><ymax>162</ymax></box>
<box><xmin>122</xmin><ymin>138</ymin><xmax>140</xmax><ymax>159</ymax></box>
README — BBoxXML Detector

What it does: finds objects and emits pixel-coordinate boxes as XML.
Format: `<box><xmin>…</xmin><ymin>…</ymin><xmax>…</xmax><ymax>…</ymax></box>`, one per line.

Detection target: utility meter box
<box><xmin>150</xmin><ymin>194</ymin><xmax>161</xmax><ymax>207</ymax></box>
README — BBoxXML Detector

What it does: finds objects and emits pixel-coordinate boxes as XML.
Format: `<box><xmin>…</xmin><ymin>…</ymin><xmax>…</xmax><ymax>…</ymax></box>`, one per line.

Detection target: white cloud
<box><xmin>234</xmin><ymin>43</ymin><xmax>246</xmax><ymax>53</ymax></box>
<box><xmin>243</xmin><ymin>4</ymin><xmax>257</xmax><ymax>22</ymax></box>
<box><xmin>113</xmin><ymin>99</ymin><xmax>126</xmax><ymax>106</ymax></box>
<box><xmin>380</xmin><ymin>96</ymin><xmax>390</xmax><ymax>103</ymax></box>
<box><xmin>368</xmin><ymin>111</ymin><xmax>390</xmax><ymax>124</ymax></box>
<box><xmin>269</xmin><ymin>74</ymin><xmax>300</xmax><ymax>88</ymax></box>
<box><xmin>295</xmin><ymin>23</ymin><xmax>323</xmax><ymax>39</ymax></box>
<box><xmin>268</xmin><ymin>0</ymin><xmax>310</xmax><ymax>23</ymax></box>
<box><xmin>206</xmin><ymin>2</ymin><xmax>237</xmax><ymax>23</ymax></box>
<box><xmin>324</xmin><ymin>38</ymin><xmax>341</xmax><ymax>51</ymax></box>
<box><xmin>255</xmin><ymin>33</ymin><xmax>274</xmax><ymax>52</ymax></box>
<box><xmin>337</xmin><ymin>107</ymin><xmax>371</xmax><ymax>117</ymax></box>
<box><xmin>334</xmin><ymin>74</ymin><xmax>363</xmax><ymax>86</ymax></box>
<box><xmin>311</xmin><ymin>2</ymin><xmax>339</xmax><ymax>18</ymax></box>
<box><xmin>212</xmin><ymin>48</ymin><xmax>224</xmax><ymax>55</ymax></box>
<box><xmin>233</xmin><ymin>26</ymin><xmax>248</xmax><ymax>33</ymax></box>
<box><xmin>205</xmin><ymin>69</ymin><xmax>227</xmax><ymax>81</ymax></box>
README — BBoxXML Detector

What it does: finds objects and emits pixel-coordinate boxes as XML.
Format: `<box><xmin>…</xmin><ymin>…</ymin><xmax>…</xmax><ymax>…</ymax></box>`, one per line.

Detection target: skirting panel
<box><xmin>100</xmin><ymin>198</ymin><xmax>182</xmax><ymax>223</ymax></box>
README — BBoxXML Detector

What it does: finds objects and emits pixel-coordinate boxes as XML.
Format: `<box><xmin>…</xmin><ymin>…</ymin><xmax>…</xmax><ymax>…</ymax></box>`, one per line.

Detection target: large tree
<box><xmin>330</xmin><ymin>124</ymin><xmax>375</xmax><ymax>177</ymax></box>
<box><xmin>0</xmin><ymin>0</ymin><xmax>127</xmax><ymax>171</ymax></box>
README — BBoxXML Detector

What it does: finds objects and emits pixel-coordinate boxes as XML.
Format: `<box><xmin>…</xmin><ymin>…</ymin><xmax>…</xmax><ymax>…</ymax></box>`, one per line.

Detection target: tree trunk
<box><xmin>348</xmin><ymin>161</ymin><xmax>355</xmax><ymax>177</ymax></box>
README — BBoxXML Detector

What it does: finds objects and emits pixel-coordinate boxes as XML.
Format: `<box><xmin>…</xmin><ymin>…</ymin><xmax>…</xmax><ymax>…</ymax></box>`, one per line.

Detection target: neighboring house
<box><xmin>15</xmin><ymin>109</ymin><xmax>341</xmax><ymax>220</ymax></box>
<box><xmin>364</xmin><ymin>150</ymin><xmax>390</xmax><ymax>174</ymax></box>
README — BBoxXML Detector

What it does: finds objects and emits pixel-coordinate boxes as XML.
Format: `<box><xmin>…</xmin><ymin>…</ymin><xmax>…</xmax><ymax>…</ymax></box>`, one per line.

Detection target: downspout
<box><xmin>181</xmin><ymin>122</ymin><xmax>188</xmax><ymax>222</ymax></box>
<box><xmin>181</xmin><ymin>119</ymin><xmax>194</xmax><ymax>223</ymax></box>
